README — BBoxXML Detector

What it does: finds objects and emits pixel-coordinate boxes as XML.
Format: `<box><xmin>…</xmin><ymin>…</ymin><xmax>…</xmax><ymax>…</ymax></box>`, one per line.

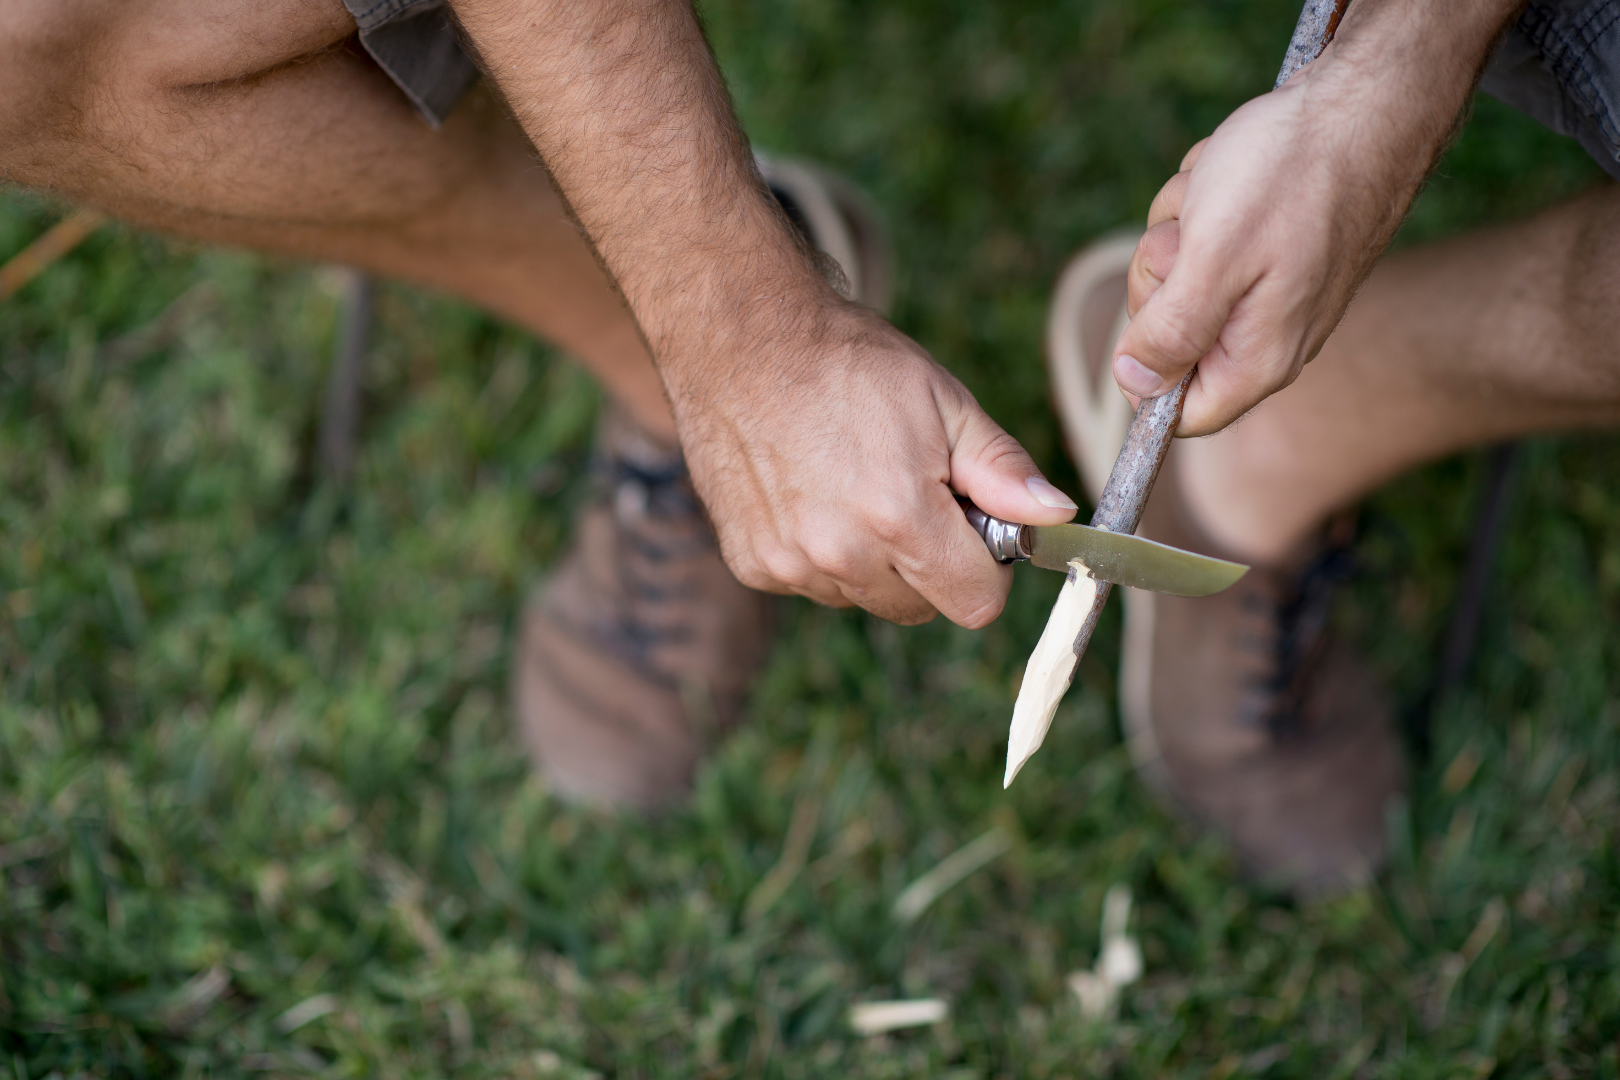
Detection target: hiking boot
<box><xmin>514</xmin><ymin>405</ymin><xmax>775</xmax><ymax>809</ymax></box>
<box><xmin>1121</xmin><ymin>454</ymin><xmax>1405</xmax><ymax>895</ymax></box>
<box><xmin>757</xmin><ymin>153</ymin><xmax>893</xmax><ymax>313</ymax></box>
<box><xmin>1046</xmin><ymin>236</ymin><xmax>1405</xmax><ymax>895</ymax></box>
<box><xmin>1045</xmin><ymin>230</ymin><xmax>1141</xmax><ymax>500</ymax></box>
<box><xmin>515</xmin><ymin>158</ymin><xmax>893</xmax><ymax>810</ymax></box>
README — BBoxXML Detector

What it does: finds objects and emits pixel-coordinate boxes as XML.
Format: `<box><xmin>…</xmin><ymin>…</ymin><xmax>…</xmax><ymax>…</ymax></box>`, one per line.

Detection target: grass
<box><xmin>2</xmin><ymin>0</ymin><xmax>1618</xmax><ymax>1075</ymax></box>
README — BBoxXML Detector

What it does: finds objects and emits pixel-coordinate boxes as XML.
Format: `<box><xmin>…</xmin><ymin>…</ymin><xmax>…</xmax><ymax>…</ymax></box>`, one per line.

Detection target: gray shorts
<box><xmin>349</xmin><ymin>0</ymin><xmax>1620</xmax><ymax>182</ymax></box>
<box><xmin>342</xmin><ymin>0</ymin><xmax>478</xmax><ymax>128</ymax></box>
<box><xmin>1479</xmin><ymin>0</ymin><xmax>1620</xmax><ymax>178</ymax></box>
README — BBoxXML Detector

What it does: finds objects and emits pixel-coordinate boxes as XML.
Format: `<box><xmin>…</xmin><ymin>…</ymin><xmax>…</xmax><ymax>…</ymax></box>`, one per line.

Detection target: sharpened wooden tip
<box><xmin>1005</xmin><ymin>561</ymin><xmax>1096</xmax><ymax>787</ymax></box>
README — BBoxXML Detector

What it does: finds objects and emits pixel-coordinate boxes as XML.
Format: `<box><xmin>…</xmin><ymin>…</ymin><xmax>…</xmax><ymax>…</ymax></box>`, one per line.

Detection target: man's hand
<box><xmin>679</xmin><ymin>298</ymin><xmax>1077</xmax><ymax>627</ymax></box>
<box><xmin>1112</xmin><ymin>0</ymin><xmax>1523</xmax><ymax>435</ymax></box>
<box><xmin>450</xmin><ymin>0</ymin><xmax>1075</xmax><ymax>626</ymax></box>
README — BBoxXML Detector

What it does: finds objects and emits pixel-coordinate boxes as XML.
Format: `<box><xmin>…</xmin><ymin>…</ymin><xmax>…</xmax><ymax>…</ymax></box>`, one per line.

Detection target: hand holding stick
<box><xmin>1004</xmin><ymin>0</ymin><xmax>1350</xmax><ymax>787</ymax></box>
<box><xmin>1071</xmin><ymin>0</ymin><xmax>1350</xmax><ymax>662</ymax></box>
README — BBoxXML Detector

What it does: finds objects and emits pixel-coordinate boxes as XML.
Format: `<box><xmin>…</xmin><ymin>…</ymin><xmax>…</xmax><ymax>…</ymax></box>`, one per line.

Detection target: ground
<box><xmin>2</xmin><ymin>0</ymin><xmax>1618</xmax><ymax>1075</ymax></box>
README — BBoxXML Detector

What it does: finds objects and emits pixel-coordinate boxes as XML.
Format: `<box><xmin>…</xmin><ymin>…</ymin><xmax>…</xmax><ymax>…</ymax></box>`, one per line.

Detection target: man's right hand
<box><xmin>451</xmin><ymin>0</ymin><xmax>1076</xmax><ymax>628</ymax></box>
<box><xmin>669</xmin><ymin>295</ymin><xmax>1079</xmax><ymax>628</ymax></box>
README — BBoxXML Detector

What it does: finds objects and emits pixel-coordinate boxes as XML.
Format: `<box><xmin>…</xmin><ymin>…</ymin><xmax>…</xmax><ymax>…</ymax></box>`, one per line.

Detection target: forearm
<box><xmin>1301</xmin><ymin>0</ymin><xmax>1525</xmax><ymax>195</ymax></box>
<box><xmin>447</xmin><ymin>0</ymin><xmax>832</xmax><ymax>393</ymax></box>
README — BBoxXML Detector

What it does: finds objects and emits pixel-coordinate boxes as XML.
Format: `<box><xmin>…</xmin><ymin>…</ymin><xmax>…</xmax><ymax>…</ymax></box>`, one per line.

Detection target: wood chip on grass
<box><xmin>1067</xmin><ymin>884</ymin><xmax>1144</xmax><ymax>1020</ymax></box>
<box><xmin>848</xmin><ymin>999</ymin><xmax>949</xmax><ymax>1036</ymax></box>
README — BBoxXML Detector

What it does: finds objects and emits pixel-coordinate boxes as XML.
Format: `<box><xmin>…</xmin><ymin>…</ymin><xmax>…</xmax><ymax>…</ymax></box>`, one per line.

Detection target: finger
<box><xmin>1175</xmin><ymin>280</ymin><xmax>1313</xmax><ymax>436</ymax></box>
<box><xmin>793</xmin><ymin>517</ymin><xmax>941</xmax><ymax>624</ymax></box>
<box><xmin>887</xmin><ymin>486</ymin><xmax>1014</xmax><ymax>630</ymax></box>
<box><xmin>1179</xmin><ymin>136</ymin><xmax>1210</xmax><ymax>172</ymax></box>
<box><xmin>818</xmin><ymin>478</ymin><xmax>1001</xmax><ymax>628</ymax></box>
<box><xmin>1126</xmin><ymin>219</ymin><xmax>1180</xmax><ymax>317</ymax></box>
<box><xmin>944</xmin><ymin>390</ymin><xmax>1078</xmax><ymax>527</ymax></box>
<box><xmin>915</xmin><ymin>393</ymin><xmax>1071</xmax><ymax>628</ymax></box>
<box><xmin>1111</xmin><ymin>232</ymin><xmax>1250</xmax><ymax>400</ymax></box>
<box><xmin>1120</xmin><ymin>221</ymin><xmax>1184</xmax><ymax>408</ymax></box>
<box><xmin>725</xmin><ymin>537</ymin><xmax>856</xmax><ymax>610</ymax></box>
<box><xmin>895</xmin><ymin>533</ymin><xmax>1012</xmax><ymax>630</ymax></box>
<box><xmin>838</xmin><ymin>568</ymin><xmax>940</xmax><ymax>626</ymax></box>
<box><xmin>1145</xmin><ymin>170</ymin><xmax>1190</xmax><ymax>230</ymax></box>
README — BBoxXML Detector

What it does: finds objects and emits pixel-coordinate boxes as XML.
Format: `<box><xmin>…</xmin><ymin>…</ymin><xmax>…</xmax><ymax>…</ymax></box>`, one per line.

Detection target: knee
<box><xmin>0</xmin><ymin>0</ymin><xmax>356</xmax><ymax>185</ymax></box>
<box><xmin>0</xmin><ymin>0</ymin><xmax>101</xmax><ymax>178</ymax></box>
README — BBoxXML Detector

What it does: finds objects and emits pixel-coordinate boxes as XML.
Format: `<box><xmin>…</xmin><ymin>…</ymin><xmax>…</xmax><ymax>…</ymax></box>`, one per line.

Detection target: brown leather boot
<box><xmin>515</xmin><ymin>156</ymin><xmax>891</xmax><ymax>810</ymax></box>
<box><xmin>1120</xmin><ymin>450</ymin><xmax>1406</xmax><ymax>895</ymax></box>
<box><xmin>1047</xmin><ymin>236</ymin><xmax>1405</xmax><ymax>895</ymax></box>
<box><xmin>513</xmin><ymin>406</ymin><xmax>775</xmax><ymax>810</ymax></box>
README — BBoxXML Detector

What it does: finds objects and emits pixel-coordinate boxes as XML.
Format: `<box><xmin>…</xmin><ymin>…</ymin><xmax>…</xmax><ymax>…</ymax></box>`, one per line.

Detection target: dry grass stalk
<box><xmin>891</xmin><ymin>828</ymin><xmax>1011</xmax><ymax>925</ymax></box>
<box><xmin>0</xmin><ymin>207</ymin><xmax>105</xmax><ymax>300</ymax></box>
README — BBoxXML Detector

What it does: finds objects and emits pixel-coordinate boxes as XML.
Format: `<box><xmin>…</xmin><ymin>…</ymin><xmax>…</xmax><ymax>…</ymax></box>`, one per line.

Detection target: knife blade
<box><xmin>962</xmin><ymin>502</ymin><xmax>1247</xmax><ymax>598</ymax></box>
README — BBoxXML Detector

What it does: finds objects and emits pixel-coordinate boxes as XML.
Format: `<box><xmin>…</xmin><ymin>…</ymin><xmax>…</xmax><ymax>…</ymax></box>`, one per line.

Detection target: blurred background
<box><xmin>2</xmin><ymin>0</ymin><xmax>1616</xmax><ymax>1074</ymax></box>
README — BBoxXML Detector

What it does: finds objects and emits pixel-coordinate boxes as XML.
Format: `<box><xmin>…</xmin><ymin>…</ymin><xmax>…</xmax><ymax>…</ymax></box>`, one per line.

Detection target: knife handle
<box><xmin>961</xmin><ymin>500</ymin><xmax>1031</xmax><ymax>563</ymax></box>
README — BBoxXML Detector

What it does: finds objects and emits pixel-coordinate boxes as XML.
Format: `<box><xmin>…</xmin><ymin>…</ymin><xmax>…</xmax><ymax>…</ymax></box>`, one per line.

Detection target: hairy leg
<box><xmin>1180</xmin><ymin>183</ymin><xmax>1620</xmax><ymax>562</ymax></box>
<box><xmin>0</xmin><ymin>0</ymin><xmax>673</xmax><ymax>439</ymax></box>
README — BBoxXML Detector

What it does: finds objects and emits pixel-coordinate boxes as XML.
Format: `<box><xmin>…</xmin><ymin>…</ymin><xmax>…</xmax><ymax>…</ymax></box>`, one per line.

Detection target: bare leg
<box><xmin>0</xmin><ymin>0</ymin><xmax>674</xmax><ymax>440</ymax></box>
<box><xmin>1181</xmin><ymin>183</ymin><xmax>1620</xmax><ymax>562</ymax></box>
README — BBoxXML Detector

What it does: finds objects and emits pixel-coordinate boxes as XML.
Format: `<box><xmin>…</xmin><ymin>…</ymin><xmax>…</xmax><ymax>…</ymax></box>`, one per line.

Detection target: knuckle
<box><xmin>857</xmin><ymin>589</ymin><xmax>938</xmax><ymax>626</ymax></box>
<box><xmin>1145</xmin><ymin>173</ymin><xmax>1188</xmax><ymax>226</ymax></box>
<box><xmin>723</xmin><ymin>550</ymin><xmax>774</xmax><ymax>593</ymax></box>
<box><xmin>1140</xmin><ymin>222</ymin><xmax>1180</xmax><ymax>279</ymax></box>
<box><xmin>802</xmin><ymin>534</ymin><xmax>859</xmax><ymax>580</ymax></box>
<box><xmin>864</xmin><ymin>499</ymin><xmax>918</xmax><ymax>547</ymax></box>
<box><xmin>975</xmin><ymin>430</ymin><xmax>1033</xmax><ymax>474</ymax></box>
<box><xmin>755</xmin><ymin>543</ymin><xmax>813</xmax><ymax>591</ymax></box>
<box><xmin>1138</xmin><ymin>307</ymin><xmax>1208</xmax><ymax>366</ymax></box>
<box><xmin>955</xmin><ymin>589</ymin><xmax>1008</xmax><ymax>630</ymax></box>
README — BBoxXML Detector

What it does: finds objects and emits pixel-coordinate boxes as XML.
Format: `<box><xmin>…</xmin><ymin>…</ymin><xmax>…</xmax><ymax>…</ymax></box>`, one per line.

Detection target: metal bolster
<box><xmin>963</xmin><ymin>502</ymin><xmax>1030</xmax><ymax>564</ymax></box>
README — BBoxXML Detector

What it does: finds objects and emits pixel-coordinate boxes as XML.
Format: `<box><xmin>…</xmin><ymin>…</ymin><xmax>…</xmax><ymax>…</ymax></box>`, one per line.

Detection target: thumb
<box><xmin>1111</xmin><ymin>242</ymin><xmax>1247</xmax><ymax>400</ymax></box>
<box><xmin>946</xmin><ymin>395</ymin><xmax>1078</xmax><ymax>527</ymax></box>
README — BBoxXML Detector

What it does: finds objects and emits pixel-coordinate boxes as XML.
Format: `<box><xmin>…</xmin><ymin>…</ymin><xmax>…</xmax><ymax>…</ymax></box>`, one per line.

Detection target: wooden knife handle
<box><xmin>1068</xmin><ymin>0</ymin><xmax>1348</xmax><ymax>661</ymax></box>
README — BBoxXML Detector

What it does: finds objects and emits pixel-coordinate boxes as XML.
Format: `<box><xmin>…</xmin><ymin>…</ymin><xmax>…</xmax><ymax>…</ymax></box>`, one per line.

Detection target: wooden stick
<box><xmin>1276</xmin><ymin>0</ymin><xmax>1351</xmax><ymax>89</ymax></box>
<box><xmin>1067</xmin><ymin>0</ymin><xmax>1349</xmax><ymax>667</ymax></box>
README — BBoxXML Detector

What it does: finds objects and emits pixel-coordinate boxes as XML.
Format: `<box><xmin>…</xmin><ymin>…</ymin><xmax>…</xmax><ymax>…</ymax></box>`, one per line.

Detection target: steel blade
<box><xmin>1026</xmin><ymin>523</ymin><xmax>1247</xmax><ymax>597</ymax></box>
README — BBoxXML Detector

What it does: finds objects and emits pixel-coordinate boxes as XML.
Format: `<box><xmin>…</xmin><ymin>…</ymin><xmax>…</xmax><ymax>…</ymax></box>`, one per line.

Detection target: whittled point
<box><xmin>1004</xmin><ymin>562</ymin><xmax>1098</xmax><ymax>787</ymax></box>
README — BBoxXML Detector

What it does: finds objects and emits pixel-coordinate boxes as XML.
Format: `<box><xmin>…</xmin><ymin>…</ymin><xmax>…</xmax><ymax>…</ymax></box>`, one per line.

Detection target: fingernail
<box><xmin>1025</xmin><ymin>476</ymin><xmax>1078</xmax><ymax>511</ymax></box>
<box><xmin>1114</xmin><ymin>354</ymin><xmax>1164</xmax><ymax>397</ymax></box>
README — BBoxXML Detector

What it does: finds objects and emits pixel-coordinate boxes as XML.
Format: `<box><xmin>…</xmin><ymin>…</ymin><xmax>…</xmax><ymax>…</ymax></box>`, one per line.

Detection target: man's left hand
<box><xmin>1112</xmin><ymin>0</ymin><xmax>1523</xmax><ymax>435</ymax></box>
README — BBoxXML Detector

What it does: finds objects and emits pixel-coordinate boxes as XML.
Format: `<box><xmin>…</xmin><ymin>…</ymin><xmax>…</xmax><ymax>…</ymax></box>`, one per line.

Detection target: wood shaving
<box><xmin>848</xmin><ymin>999</ymin><xmax>949</xmax><ymax>1035</ymax></box>
<box><xmin>1067</xmin><ymin>884</ymin><xmax>1143</xmax><ymax>1020</ymax></box>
